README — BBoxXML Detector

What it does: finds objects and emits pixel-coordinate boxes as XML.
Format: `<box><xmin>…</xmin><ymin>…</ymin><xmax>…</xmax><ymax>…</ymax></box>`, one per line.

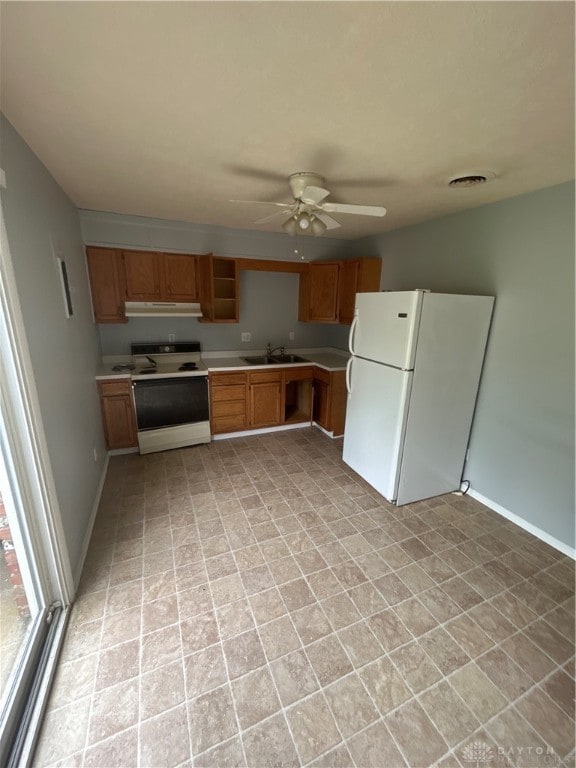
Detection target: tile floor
<box><xmin>33</xmin><ymin>429</ymin><xmax>575</xmax><ymax>767</ymax></box>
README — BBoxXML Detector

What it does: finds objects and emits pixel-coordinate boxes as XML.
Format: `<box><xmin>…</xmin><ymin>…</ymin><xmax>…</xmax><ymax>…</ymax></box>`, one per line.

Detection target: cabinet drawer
<box><xmin>211</xmin><ymin>400</ymin><xmax>245</xmax><ymax>417</ymax></box>
<box><xmin>210</xmin><ymin>372</ymin><xmax>247</xmax><ymax>386</ymax></box>
<box><xmin>212</xmin><ymin>414</ymin><xmax>246</xmax><ymax>433</ymax></box>
<box><xmin>211</xmin><ymin>384</ymin><xmax>246</xmax><ymax>402</ymax></box>
<box><xmin>313</xmin><ymin>367</ymin><xmax>331</xmax><ymax>385</ymax></box>
<box><xmin>283</xmin><ymin>366</ymin><xmax>313</xmax><ymax>382</ymax></box>
<box><xmin>98</xmin><ymin>379</ymin><xmax>132</xmax><ymax>396</ymax></box>
<box><xmin>248</xmin><ymin>370</ymin><xmax>282</xmax><ymax>384</ymax></box>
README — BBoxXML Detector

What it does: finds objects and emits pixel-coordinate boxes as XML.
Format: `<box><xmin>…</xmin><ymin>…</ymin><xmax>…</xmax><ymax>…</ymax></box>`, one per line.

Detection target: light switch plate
<box><xmin>241</xmin><ymin>332</ymin><xmax>251</xmax><ymax>342</ymax></box>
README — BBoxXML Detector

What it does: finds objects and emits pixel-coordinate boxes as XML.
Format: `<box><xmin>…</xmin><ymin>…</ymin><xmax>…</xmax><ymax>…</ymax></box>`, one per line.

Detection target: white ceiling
<box><xmin>1</xmin><ymin>2</ymin><xmax>574</xmax><ymax>240</ymax></box>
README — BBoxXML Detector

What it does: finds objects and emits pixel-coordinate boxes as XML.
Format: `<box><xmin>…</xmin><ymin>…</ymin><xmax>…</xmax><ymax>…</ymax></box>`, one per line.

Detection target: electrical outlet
<box><xmin>168</xmin><ymin>333</ymin><xmax>176</xmax><ymax>342</ymax></box>
<box><xmin>241</xmin><ymin>332</ymin><xmax>251</xmax><ymax>342</ymax></box>
<box><xmin>93</xmin><ymin>447</ymin><xmax>99</xmax><ymax>463</ymax></box>
<box><xmin>289</xmin><ymin>331</ymin><xmax>295</xmax><ymax>340</ymax></box>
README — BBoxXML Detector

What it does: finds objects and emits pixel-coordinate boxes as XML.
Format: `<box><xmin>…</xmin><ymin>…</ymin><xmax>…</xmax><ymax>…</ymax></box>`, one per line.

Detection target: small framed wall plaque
<box><xmin>57</xmin><ymin>257</ymin><xmax>73</xmax><ymax>318</ymax></box>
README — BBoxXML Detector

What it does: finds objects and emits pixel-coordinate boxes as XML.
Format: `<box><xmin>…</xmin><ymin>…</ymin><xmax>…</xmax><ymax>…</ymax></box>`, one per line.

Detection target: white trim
<box><xmin>0</xmin><ymin>200</ymin><xmax>74</xmax><ymax>601</ymax></box>
<box><xmin>17</xmin><ymin>607</ymin><xmax>69</xmax><ymax>767</ymax></box>
<box><xmin>212</xmin><ymin>422</ymin><xmax>310</xmax><ymax>441</ymax></box>
<box><xmin>73</xmin><ymin>454</ymin><xmax>110</xmax><ymax>589</ymax></box>
<box><xmin>466</xmin><ymin>488</ymin><xmax>575</xmax><ymax>560</ymax></box>
<box><xmin>108</xmin><ymin>447</ymin><xmax>139</xmax><ymax>456</ymax></box>
<box><xmin>312</xmin><ymin>421</ymin><xmax>343</xmax><ymax>440</ymax></box>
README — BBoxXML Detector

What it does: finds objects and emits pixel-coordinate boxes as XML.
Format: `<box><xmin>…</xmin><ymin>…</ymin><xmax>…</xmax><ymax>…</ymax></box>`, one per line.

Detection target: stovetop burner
<box><xmin>130</xmin><ymin>341</ymin><xmax>206</xmax><ymax>379</ymax></box>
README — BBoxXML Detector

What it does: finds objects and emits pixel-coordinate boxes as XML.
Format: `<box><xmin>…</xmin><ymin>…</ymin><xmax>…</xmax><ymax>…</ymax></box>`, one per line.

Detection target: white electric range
<box><xmin>129</xmin><ymin>341</ymin><xmax>211</xmax><ymax>454</ymax></box>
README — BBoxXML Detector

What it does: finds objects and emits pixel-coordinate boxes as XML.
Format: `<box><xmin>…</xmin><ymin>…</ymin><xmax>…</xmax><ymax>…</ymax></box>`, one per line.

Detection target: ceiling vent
<box><xmin>448</xmin><ymin>171</ymin><xmax>496</xmax><ymax>188</ymax></box>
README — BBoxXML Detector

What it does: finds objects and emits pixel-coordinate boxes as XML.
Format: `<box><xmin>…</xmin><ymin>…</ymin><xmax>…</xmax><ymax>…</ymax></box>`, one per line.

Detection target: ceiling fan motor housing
<box><xmin>289</xmin><ymin>172</ymin><xmax>325</xmax><ymax>199</ymax></box>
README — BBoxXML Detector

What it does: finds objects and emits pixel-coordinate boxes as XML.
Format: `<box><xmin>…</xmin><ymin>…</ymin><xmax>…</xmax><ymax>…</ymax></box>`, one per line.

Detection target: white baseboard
<box><xmin>467</xmin><ymin>488</ymin><xmax>575</xmax><ymax>560</ymax></box>
<box><xmin>312</xmin><ymin>421</ymin><xmax>343</xmax><ymax>440</ymax></box>
<box><xmin>73</xmin><ymin>453</ymin><xmax>110</xmax><ymax>590</ymax></box>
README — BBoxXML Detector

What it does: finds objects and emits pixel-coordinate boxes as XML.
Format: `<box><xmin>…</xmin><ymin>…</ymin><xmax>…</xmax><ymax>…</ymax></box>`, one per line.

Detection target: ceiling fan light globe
<box><xmin>297</xmin><ymin>212</ymin><xmax>311</xmax><ymax>231</ymax></box>
<box><xmin>311</xmin><ymin>216</ymin><xmax>327</xmax><ymax>236</ymax></box>
<box><xmin>282</xmin><ymin>217</ymin><xmax>298</xmax><ymax>236</ymax></box>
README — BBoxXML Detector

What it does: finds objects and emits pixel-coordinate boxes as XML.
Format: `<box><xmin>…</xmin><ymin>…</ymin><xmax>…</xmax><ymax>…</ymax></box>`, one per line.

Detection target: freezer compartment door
<box><xmin>343</xmin><ymin>356</ymin><xmax>412</xmax><ymax>502</ymax></box>
<box><xmin>351</xmin><ymin>291</ymin><xmax>423</xmax><ymax>369</ymax></box>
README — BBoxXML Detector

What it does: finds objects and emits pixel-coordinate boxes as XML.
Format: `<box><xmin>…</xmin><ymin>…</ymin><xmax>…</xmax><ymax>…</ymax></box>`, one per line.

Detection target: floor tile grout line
<box><xmin>136</xmin><ymin>458</ymin><xmax>168</xmax><ymax>768</ymax></box>
<box><xmin>201</xmin><ymin>557</ymin><xmax>251</xmax><ymax>767</ymax></box>
<box><xmin>222</xmin><ymin>525</ymin><xmax>309</xmax><ymax>765</ymax></box>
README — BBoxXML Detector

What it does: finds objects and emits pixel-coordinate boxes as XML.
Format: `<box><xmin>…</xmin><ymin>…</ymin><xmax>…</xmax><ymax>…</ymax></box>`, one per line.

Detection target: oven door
<box><xmin>132</xmin><ymin>376</ymin><xmax>209</xmax><ymax>431</ymax></box>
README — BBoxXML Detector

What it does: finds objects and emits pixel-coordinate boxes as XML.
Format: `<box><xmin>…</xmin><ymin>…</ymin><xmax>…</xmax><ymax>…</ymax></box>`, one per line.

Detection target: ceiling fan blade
<box><xmin>230</xmin><ymin>199</ymin><xmax>290</xmax><ymax>207</ymax></box>
<box><xmin>254</xmin><ymin>210</ymin><xmax>292</xmax><ymax>224</ymax></box>
<box><xmin>314</xmin><ymin>212</ymin><xmax>341</xmax><ymax>230</ymax></box>
<box><xmin>321</xmin><ymin>202</ymin><xmax>387</xmax><ymax>217</ymax></box>
<box><xmin>300</xmin><ymin>186</ymin><xmax>331</xmax><ymax>205</ymax></box>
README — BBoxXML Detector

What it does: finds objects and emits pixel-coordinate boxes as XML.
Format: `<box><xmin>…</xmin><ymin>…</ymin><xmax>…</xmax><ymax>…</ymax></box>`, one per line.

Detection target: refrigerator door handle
<box><xmin>346</xmin><ymin>356</ymin><xmax>353</xmax><ymax>395</ymax></box>
<box><xmin>348</xmin><ymin>311</ymin><xmax>359</xmax><ymax>355</ymax></box>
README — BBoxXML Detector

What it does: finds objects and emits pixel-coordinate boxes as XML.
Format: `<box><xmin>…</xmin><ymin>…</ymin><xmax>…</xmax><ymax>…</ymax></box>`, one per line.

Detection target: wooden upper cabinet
<box><xmin>299</xmin><ymin>262</ymin><xmax>340</xmax><ymax>323</ymax></box>
<box><xmin>299</xmin><ymin>257</ymin><xmax>381</xmax><ymax>325</ymax></box>
<box><xmin>198</xmin><ymin>255</ymin><xmax>239</xmax><ymax>323</ymax></box>
<box><xmin>86</xmin><ymin>247</ymin><xmax>127</xmax><ymax>323</ymax></box>
<box><xmin>123</xmin><ymin>250</ymin><xmax>163</xmax><ymax>300</ymax></box>
<box><xmin>123</xmin><ymin>250</ymin><xmax>198</xmax><ymax>302</ymax></box>
<box><xmin>163</xmin><ymin>253</ymin><xmax>198</xmax><ymax>301</ymax></box>
<box><xmin>338</xmin><ymin>257</ymin><xmax>382</xmax><ymax>325</ymax></box>
<box><xmin>338</xmin><ymin>260</ymin><xmax>360</xmax><ymax>325</ymax></box>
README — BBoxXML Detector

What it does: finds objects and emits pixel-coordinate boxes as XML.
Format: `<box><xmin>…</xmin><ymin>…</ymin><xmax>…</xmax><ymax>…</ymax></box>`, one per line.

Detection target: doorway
<box><xmin>0</xmin><ymin>197</ymin><xmax>71</xmax><ymax>766</ymax></box>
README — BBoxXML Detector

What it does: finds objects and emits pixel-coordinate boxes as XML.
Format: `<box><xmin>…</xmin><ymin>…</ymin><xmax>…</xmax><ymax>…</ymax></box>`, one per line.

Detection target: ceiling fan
<box><xmin>231</xmin><ymin>172</ymin><xmax>387</xmax><ymax>236</ymax></box>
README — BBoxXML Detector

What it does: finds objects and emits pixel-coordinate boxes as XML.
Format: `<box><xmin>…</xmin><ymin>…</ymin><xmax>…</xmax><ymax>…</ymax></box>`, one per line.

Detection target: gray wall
<box><xmin>0</xmin><ymin>115</ymin><xmax>107</xmax><ymax>579</ymax></box>
<box><xmin>80</xmin><ymin>210</ymin><xmax>357</xmax><ymax>355</ymax></box>
<box><xmin>98</xmin><ymin>270</ymin><xmax>338</xmax><ymax>355</ymax></box>
<box><xmin>354</xmin><ymin>182</ymin><xmax>575</xmax><ymax>549</ymax></box>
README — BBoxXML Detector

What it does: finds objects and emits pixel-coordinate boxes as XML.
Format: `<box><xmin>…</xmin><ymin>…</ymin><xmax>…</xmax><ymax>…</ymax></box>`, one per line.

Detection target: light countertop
<box><xmin>95</xmin><ymin>348</ymin><xmax>349</xmax><ymax>380</ymax></box>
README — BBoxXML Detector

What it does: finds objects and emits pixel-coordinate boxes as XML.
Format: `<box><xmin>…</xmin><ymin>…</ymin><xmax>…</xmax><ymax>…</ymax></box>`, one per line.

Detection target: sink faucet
<box><xmin>266</xmin><ymin>343</ymin><xmax>285</xmax><ymax>358</ymax></box>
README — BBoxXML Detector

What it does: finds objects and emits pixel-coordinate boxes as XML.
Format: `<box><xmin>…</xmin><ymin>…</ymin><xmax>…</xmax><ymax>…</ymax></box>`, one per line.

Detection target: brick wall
<box><xmin>0</xmin><ymin>492</ymin><xmax>30</xmax><ymax>618</ymax></box>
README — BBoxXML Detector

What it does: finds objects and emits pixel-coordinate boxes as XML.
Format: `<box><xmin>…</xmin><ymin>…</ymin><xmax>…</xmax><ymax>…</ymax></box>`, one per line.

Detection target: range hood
<box><xmin>125</xmin><ymin>301</ymin><xmax>203</xmax><ymax>318</ymax></box>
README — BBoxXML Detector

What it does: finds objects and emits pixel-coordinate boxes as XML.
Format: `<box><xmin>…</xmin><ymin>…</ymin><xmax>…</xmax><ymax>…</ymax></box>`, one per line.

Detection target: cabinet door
<box><xmin>309</xmin><ymin>263</ymin><xmax>340</xmax><ymax>322</ymax></box>
<box><xmin>329</xmin><ymin>370</ymin><xmax>347</xmax><ymax>437</ymax></box>
<box><xmin>101</xmin><ymin>394</ymin><xmax>137</xmax><ymax>449</ymax></box>
<box><xmin>164</xmin><ymin>253</ymin><xmax>197</xmax><ymax>301</ymax></box>
<box><xmin>123</xmin><ymin>250</ymin><xmax>162</xmax><ymax>300</ymax></box>
<box><xmin>313</xmin><ymin>379</ymin><xmax>330</xmax><ymax>429</ymax></box>
<box><xmin>86</xmin><ymin>247</ymin><xmax>127</xmax><ymax>323</ymax></box>
<box><xmin>338</xmin><ymin>258</ymin><xmax>382</xmax><ymax>325</ymax></box>
<box><xmin>338</xmin><ymin>260</ymin><xmax>360</xmax><ymax>325</ymax></box>
<box><xmin>248</xmin><ymin>382</ymin><xmax>282</xmax><ymax>428</ymax></box>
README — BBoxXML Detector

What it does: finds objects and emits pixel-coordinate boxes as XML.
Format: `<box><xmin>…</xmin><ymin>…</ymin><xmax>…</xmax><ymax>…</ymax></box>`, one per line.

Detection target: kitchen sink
<box><xmin>243</xmin><ymin>356</ymin><xmax>275</xmax><ymax>365</ymax></box>
<box><xmin>242</xmin><ymin>355</ymin><xmax>309</xmax><ymax>365</ymax></box>
<box><xmin>270</xmin><ymin>354</ymin><xmax>309</xmax><ymax>364</ymax></box>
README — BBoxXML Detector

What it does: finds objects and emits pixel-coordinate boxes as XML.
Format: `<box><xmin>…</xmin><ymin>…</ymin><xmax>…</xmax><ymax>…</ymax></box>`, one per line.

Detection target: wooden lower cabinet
<box><xmin>97</xmin><ymin>380</ymin><xmax>137</xmax><ymax>449</ymax></box>
<box><xmin>313</xmin><ymin>368</ymin><xmax>347</xmax><ymax>436</ymax></box>
<box><xmin>248</xmin><ymin>371</ymin><xmax>282</xmax><ymax>428</ymax></box>
<box><xmin>210</xmin><ymin>365</ymin><xmax>343</xmax><ymax>436</ymax></box>
<box><xmin>210</xmin><ymin>372</ymin><xmax>247</xmax><ymax>434</ymax></box>
<box><xmin>283</xmin><ymin>367</ymin><xmax>313</xmax><ymax>424</ymax></box>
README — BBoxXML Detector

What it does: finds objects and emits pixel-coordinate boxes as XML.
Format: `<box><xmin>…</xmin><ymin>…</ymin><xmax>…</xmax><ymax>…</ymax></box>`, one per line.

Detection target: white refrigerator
<box><xmin>342</xmin><ymin>290</ymin><xmax>494</xmax><ymax>505</ymax></box>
